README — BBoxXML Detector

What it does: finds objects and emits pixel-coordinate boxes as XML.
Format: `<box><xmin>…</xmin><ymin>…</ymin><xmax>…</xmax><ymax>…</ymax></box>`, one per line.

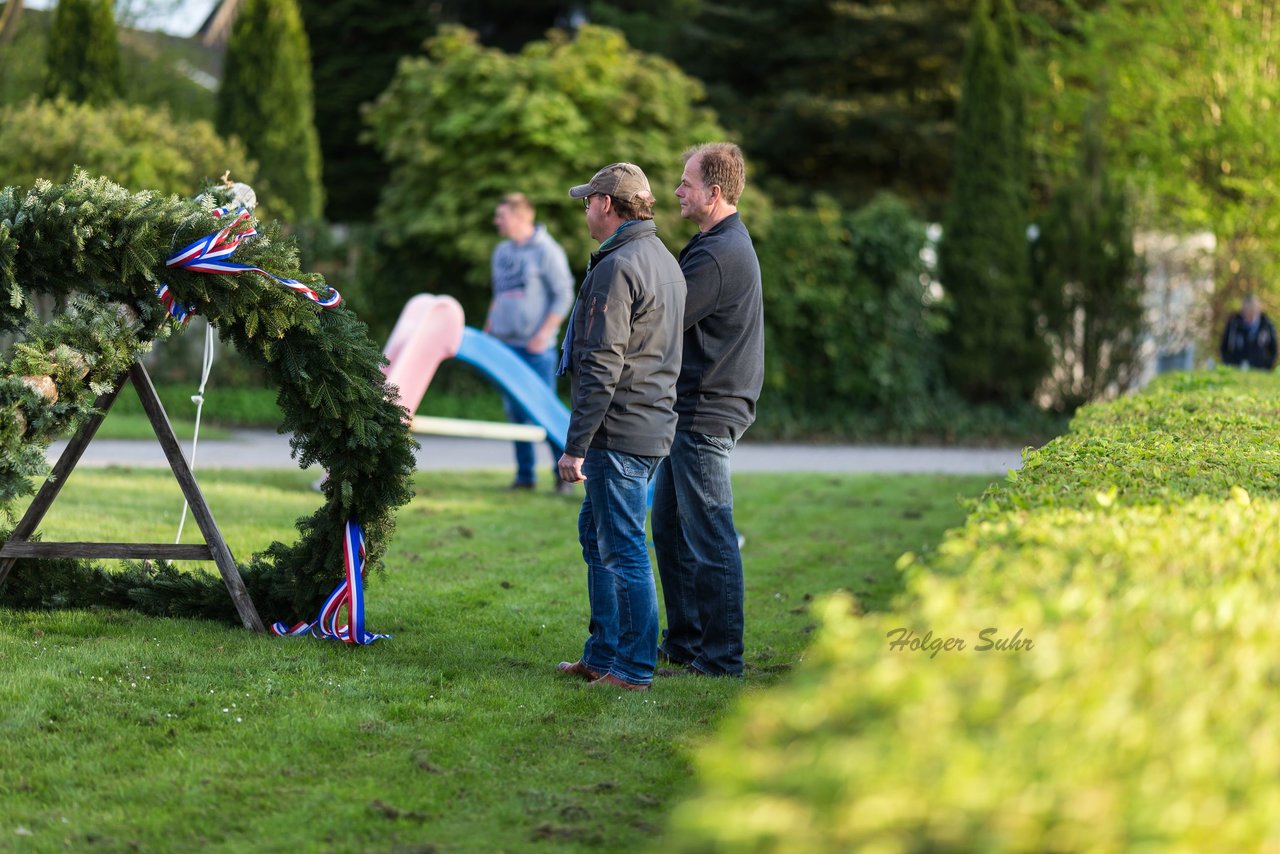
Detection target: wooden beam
<box><xmin>0</xmin><ymin>372</ymin><xmax>127</xmax><ymax>588</ymax></box>
<box><xmin>127</xmin><ymin>363</ymin><xmax>265</xmax><ymax>633</ymax></box>
<box><xmin>410</xmin><ymin>415</ymin><xmax>546</xmax><ymax>442</ymax></box>
<box><xmin>0</xmin><ymin>542</ymin><xmax>213</xmax><ymax>560</ymax></box>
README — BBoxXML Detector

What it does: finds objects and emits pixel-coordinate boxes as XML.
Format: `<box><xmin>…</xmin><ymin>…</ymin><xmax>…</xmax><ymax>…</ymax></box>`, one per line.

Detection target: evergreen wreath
<box><xmin>0</xmin><ymin>171</ymin><xmax>418</xmax><ymax>625</ymax></box>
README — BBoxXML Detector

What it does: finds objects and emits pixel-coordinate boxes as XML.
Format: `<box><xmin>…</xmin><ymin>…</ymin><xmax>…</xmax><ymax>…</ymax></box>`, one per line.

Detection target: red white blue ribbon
<box><xmin>155</xmin><ymin>284</ymin><xmax>195</xmax><ymax>325</ymax></box>
<box><xmin>166</xmin><ymin>208</ymin><xmax>341</xmax><ymax>308</ymax></box>
<box><xmin>270</xmin><ymin>519</ymin><xmax>389</xmax><ymax>644</ymax></box>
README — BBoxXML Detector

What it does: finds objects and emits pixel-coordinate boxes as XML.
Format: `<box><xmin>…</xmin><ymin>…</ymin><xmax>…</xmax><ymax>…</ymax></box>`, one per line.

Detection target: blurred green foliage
<box><xmin>758</xmin><ymin>194</ymin><xmax>944</xmax><ymax>433</ymax></box>
<box><xmin>296</xmin><ymin>0</ymin><xmax>442</xmax><ymax>220</ymax></box>
<box><xmin>363</xmin><ymin>23</ymin><xmax>731</xmax><ymax>324</ymax></box>
<box><xmin>1028</xmin><ymin>0</ymin><xmax>1280</xmax><ymax>333</ymax></box>
<box><xmin>0</xmin><ymin>98</ymin><xmax>253</xmax><ymax>195</ymax></box>
<box><xmin>217</xmin><ymin>0</ymin><xmax>323</xmax><ymax>223</ymax></box>
<box><xmin>671</xmin><ymin>367</ymin><xmax>1280</xmax><ymax>850</ymax></box>
<box><xmin>939</xmin><ymin>0</ymin><xmax>1045</xmax><ymax>405</ymax></box>
<box><xmin>1032</xmin><ymin>108</ymin><xmax>1144</xmax><ymax>411</ymax></box>
<box><xmin>42</xmin><ymin>0</ymin><xmax>122</xmax><ymax>105</ymax></box>
<box><xmin>1</xmin><ymin>8</ymin><xmax>217</xmax><ymax>122</ymax></box>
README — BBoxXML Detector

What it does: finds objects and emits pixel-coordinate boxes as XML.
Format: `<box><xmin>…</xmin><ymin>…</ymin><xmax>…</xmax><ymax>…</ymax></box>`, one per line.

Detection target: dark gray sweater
<box><xmin>674</xmin><ymin>212</ymin><xmax>764</xmax><ymax>438</ymax></box>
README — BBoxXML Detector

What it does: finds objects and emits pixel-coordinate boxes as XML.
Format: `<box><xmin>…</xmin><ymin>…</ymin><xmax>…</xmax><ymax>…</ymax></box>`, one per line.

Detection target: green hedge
<box><xmin>670</xmin><ymin>368</ymin><xmax>1280</xmax><ymax>851</ymax></box>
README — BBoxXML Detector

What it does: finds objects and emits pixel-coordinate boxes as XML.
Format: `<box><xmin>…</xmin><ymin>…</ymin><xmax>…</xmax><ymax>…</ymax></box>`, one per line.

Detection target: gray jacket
<box><xmin>488</xmin><ymin>225</ymin><xmax>574</xmax><ymax>346</ymax></box>
<box><xmin>564</xmin><ymin>220</ymin><xmax>686</xmax><ymax>458</ymax></box>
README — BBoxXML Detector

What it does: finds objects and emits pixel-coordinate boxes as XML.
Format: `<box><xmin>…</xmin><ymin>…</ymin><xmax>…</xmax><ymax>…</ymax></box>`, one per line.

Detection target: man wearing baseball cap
<box><xmin>554</xmin><ymin>162</ymin><xmax>686</xmax><ymax>692</ymax></box>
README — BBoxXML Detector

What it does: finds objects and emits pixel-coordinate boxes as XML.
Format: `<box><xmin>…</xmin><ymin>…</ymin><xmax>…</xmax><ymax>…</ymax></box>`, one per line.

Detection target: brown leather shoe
<box><xmin>589</xmin><ymin>673</ymin><xmax>650</xmax><ymax>692</ymax></box>
<box><xmin>556</xmin><ymin>660</ymin><xmax>602</xmax><ymax>681</ymax></box>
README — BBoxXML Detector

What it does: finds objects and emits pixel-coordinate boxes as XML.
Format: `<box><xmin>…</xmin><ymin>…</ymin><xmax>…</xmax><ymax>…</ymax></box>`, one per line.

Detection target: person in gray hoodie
<box><xmin>554</xmin><ymin>163</ymin><xmax>686</xmax><ymax>692</ymax></box>
<box><xmin>484</xmin><ymin>193</ymin><xmax>575</xmax><ymax>492</ymax></box>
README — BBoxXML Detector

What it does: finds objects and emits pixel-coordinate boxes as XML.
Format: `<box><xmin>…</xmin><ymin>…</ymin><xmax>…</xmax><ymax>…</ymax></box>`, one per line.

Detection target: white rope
<box><xmin>175</xmin><ymin>320</ymin><xmax>216</xmax><ymax>544</ymax></box>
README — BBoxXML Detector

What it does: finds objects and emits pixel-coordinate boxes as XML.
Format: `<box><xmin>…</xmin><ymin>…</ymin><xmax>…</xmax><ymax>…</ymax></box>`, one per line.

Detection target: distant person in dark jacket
<box><xmin>654</xmin><ymin>142</ymin><xmax>764</xmax><ymax>678</ymax></box>
<box><xmin>1220</xmin><ymin>295</ymin><xmax>1278</xmax><ymax>370</ymax></box>
<box><xmin>554</xmin><ymin>162</ymin><xmax>686</xmax><ymax>692</ymax></box>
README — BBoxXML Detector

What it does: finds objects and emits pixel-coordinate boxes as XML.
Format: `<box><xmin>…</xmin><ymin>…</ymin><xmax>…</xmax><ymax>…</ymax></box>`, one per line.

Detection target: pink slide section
<box><xmin>382</xmin><ymin>294</ymin><xmax>466</xmax><ymax>417</ymax></box>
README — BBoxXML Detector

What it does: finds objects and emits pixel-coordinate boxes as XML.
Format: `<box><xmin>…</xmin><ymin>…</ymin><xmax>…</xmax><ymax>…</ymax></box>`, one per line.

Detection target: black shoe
<box><xmin>554</xmin><ymin>479</ymin><xmax>575</xmax><ymax>495</ymax></box>
<box><xmin>508</xmin><ymin>481</ymin><xmax>535</xmax><ymax>491</ymax></box>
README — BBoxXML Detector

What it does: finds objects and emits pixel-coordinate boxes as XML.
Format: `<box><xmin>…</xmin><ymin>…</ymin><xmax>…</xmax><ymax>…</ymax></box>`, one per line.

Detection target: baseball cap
<box><xmin>567</xmin><ymin>162</ymin><xmax>656</xmax><ymax>204</ymax></box>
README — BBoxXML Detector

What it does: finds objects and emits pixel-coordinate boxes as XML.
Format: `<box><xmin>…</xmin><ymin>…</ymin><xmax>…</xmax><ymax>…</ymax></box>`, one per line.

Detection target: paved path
<box><xmin>47</xmin><ymin>430</ymin><xmax>1026</xmax><ymax>475</ymax></box>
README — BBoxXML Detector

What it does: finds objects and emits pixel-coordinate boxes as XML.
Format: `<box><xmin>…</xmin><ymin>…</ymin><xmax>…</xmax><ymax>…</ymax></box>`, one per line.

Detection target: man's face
<box><xmin>584</xmin><ymin>193</ymin><xmax>609</xmax><ymax>242</ymax></box>
<box><xmin>675</xmin><ymin>155</ymin><xmax>713</xmax><ymax>224</ymax></box>
<box><xmin>1244</xmin><ymin>300</ymin><xmax>1262</xmax><ymax>323</ymax></box>
<box><xmin>493</xmin><ymin>204</ymin><xmax>515</xmax><ymax>238</ymax></box>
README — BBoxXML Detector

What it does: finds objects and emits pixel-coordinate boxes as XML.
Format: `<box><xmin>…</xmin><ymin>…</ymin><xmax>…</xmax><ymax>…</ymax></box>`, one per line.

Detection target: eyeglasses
<box><xmin>581</xmin><ymin>194</ymin><xmax>596</xmax><ymax>211</ymax></box>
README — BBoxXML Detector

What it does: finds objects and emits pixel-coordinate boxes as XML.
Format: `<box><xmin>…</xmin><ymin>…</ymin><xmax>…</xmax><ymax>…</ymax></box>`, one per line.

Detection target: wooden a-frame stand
<box><xmin>0</xmin><ymin>363</ymin><xmax>265</xmax><ymax>632</ymax></box>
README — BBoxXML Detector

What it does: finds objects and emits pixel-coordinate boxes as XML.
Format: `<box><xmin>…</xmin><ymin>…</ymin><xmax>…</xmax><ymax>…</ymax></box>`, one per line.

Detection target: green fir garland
<box><xmin>0</xmin><ymin>171</ymin><xmax>418</xmax><ymax>625</ymax></box>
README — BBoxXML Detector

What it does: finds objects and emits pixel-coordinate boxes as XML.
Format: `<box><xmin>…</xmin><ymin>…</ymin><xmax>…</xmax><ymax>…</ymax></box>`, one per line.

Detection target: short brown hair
<box><xmin>683</xmin><ymin>142</ymin><xmax>746</xmax><ymax>205</ymax></box>
<box><xmin>499</xmin><ymin>192</ymin><xmax>535</xmax><ymax>218</ymax></box>
<box><xmin>608</xmin><ymin>194</ymin><xmax>655</xmax><ymax>221</ymax></box>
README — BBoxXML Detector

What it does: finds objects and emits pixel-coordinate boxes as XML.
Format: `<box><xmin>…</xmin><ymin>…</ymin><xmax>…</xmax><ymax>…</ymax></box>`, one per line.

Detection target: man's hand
<box><xmin>558</xmin><ymin>453</ymin><xmax>586</xmax><ymax>483</ymax></box>
<box><xmin>527</xmin><ymin>327</ymin><xmax>554</xmax><ymax>353</ymax></box>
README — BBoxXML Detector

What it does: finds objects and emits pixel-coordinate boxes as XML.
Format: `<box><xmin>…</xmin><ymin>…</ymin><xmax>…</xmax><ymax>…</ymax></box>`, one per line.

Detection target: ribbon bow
<box><xmin>165</xmin><ymin>208</ymin><xmax>341</xmax><ymax>308</ymax></box>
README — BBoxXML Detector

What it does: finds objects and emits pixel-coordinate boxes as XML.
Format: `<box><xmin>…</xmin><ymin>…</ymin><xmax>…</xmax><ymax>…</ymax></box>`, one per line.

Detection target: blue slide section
<box><xmin>455</xmin><ymin>327</ymin><xmax>571</xmax><ymax>454</ymax></box>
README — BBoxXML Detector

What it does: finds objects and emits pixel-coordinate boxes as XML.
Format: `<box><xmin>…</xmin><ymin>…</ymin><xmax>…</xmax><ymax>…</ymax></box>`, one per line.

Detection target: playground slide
<box><xmin>382</xmin><ymin>294</ymin><xmax>465</xmax><ymax>416</ymax></box>
<box><xmin>455</xmin><ymin>327</ymin><xmax>571</xmax><ymax>454</ymax></box>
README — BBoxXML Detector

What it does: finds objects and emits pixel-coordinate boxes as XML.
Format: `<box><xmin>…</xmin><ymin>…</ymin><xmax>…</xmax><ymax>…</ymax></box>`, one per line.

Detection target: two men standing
<box><xmin>556</xmin><ymin>145</ymin><xmax>763</xmax><ymax>689</ymax></box>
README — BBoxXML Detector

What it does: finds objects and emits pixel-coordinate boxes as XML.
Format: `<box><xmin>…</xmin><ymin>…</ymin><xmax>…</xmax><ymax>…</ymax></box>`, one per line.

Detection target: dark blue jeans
<box><xmin>578</xmin><ymin>448</ymin><xmax>663</xmax><ymax>686</ymax></box>
<box><xmin>653</xmin><ymin>430</ymin><xmax>744</xmax><ymax>676</ymax></box>
<box><xmin>501</xmin><ymin>344</ymin><xmax>559</xmax><ymax>485</ymax></box>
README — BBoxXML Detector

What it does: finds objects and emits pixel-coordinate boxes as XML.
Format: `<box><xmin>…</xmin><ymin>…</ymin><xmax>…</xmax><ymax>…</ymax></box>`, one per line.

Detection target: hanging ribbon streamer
<box><xmin>166</xmin><ymin>208</ymin><xmax>341</xmax><ymax>308</ymax></box>
<box><xmin>270</xmin><ymin>519</ymin><xmax>390</xmax><ymax>645</ymax></box>
<box><xmin>155</xmin><ymin>284</ymin><xmax>196</xmax><ymax>325</ymax></box>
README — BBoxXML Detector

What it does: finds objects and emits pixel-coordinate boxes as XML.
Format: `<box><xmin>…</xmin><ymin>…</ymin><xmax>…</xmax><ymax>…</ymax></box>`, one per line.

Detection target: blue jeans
<box><xmin>501</xmin><ymin>345</ymin><xmax>559</xmax><ymax>485</ymax></box>
<box><xmin>653</xmin><ymin>430</ymin><xmax>744</xmax><ymax>676</ymax></box>
<box><xmin>578</xmin><ymin>448</ymin><xmax>663</xmax><ymax>685</ymax></box>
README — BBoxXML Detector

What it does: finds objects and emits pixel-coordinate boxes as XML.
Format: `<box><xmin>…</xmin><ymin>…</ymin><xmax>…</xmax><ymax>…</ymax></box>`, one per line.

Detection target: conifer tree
<box><xmin>216</xmin><ymin>0</ymin><xmax>323</xmax><ymax>222</ymax></box>
<box><xmin>1033</xmin><ymin>106</ymin><xmax>1142</xmax><ymax>409</ymax></box>
<box><xmin>938</xmin><ymin>0</ymin><xmax>1046</xmax><ymax>403</ymax></box>
<box><xmin>296</xmin><ymin>0</ymin><xmax>439</xmax><ymax>221</ymax></box>
<box><xmin>42</xmin><ymin>0</ymin><xmax>122</xmax><ymax>105</ymax></box>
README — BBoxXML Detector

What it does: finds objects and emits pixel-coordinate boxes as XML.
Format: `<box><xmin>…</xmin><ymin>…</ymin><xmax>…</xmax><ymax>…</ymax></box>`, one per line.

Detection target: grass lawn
<box><xmin>0</xmin><ymin>468</ymin><xmax>992</xmax><ymax>851</ymax></box>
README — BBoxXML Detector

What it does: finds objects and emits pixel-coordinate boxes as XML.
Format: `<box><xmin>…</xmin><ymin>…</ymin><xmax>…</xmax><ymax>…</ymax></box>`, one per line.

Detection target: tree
<box><xmin>0</xmin><ymin>0</ymin><xmax>24</xmax><ymax>44</ymax></box>
<box><xmin>938</xmin><ymin>0</ymin><xmax>1046</xmax><ymax>404</ymax></box>
<box><xmin>591</xmin><ymin>0</ymin><xmax>1099</xmax><ymax>217</ymax></box>
<box><xmin>296</xmin><ymin>0</ymin><xmax>440</xmax><ymax>221</ymax></box>
<box><xmin>42</xmin><ymin>0</ymin><xmax>122</xmax><ymax>105</ymax></box>
<box><xmin>298</xmin><ymin>0</ymin><xmax>584</xmax><ymax>222</ymax></box>
<box><xmin>756</xmin><ymin>194</ymin><xmax>944</xmax><ymax>433</ymax></box>
<box><xmin>1033</xmin><ymin>107</ymin><xmax>1143</xmax><ymax>409</ymax></box>
<box><xmin>1028</xmin><ymin>0</ymin><xmax>1280</xmax><ymax>349</ymax></box>
<box><xmin>216</xmin><ymin>0</ymin><xmax>322</xmax><ymax>222</ymax></box>
<box><xmin>0</xmin><ymin>98</ymin><xmax>255</xmax><ymax>196</ymax></box>
<box><xmin>594</xmin><ymin>0</ymin><xmax>968</xmax><ymax>214</ymax></box>
<box><xmin>363</xmin><ymin>24</ymin><xmax>730</xmax><ymax>324</ymax></box>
